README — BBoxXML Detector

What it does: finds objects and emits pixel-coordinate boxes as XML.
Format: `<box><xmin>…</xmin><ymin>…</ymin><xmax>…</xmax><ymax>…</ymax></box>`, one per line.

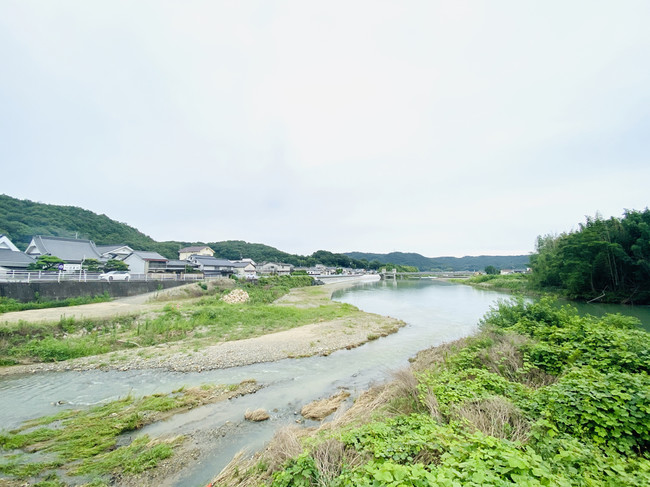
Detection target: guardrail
<box><xmin>0</xmin><ymin>270</ymin><xmax>206</xmax><ymax>283</ymax></box>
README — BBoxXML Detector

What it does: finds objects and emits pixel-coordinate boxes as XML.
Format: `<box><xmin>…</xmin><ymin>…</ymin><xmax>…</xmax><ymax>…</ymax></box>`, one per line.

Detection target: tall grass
<box><xmin>0</xmin><ymin>292</ymin><xmax>112</xmax><ymax>314</ymax></box>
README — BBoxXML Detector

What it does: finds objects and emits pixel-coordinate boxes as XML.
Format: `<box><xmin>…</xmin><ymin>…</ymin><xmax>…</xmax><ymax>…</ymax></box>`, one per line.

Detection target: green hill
<box><xmin>0</xmin><ymin>194</ymin><xmax>159</xmax><ymax>251</ymax></box>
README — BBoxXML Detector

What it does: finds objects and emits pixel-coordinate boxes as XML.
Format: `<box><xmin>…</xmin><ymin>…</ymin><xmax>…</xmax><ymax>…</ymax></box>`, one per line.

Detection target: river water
<box><xmin>1</xmin><ymin>280</ymin><xmax>648</xmax><ymax>486</ymax></box>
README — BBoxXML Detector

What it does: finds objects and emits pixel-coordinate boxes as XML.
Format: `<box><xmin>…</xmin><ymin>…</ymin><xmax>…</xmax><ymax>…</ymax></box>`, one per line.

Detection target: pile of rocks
<box><xmin>221</xmin><ymin>288</ymin><xmax>250</xmax><ymax>304</ymax></box>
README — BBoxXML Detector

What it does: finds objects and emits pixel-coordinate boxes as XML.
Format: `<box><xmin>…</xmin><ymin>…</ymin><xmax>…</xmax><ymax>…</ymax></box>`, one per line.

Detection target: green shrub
<box><xmin>528</xmin><ymin>367</ymin><xmax>650</xmax><ymax>453</ymax></box>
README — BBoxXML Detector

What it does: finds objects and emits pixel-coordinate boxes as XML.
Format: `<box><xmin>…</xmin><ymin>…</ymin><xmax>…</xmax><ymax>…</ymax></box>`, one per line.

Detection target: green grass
<box><xmin>455</xmin><ymin>273</ymin><xmax>532</xmax><ymax>293</ymax></box>
<box><xmin>0</xmin><ymin>277</ymin><xmax>357</xmax><ymax>365</ymax></box>
<box><xmin>0</xmin><ymin>293</ymin><xmax>112</xmax><ymax>314</ymax></box>
<box><xmin>0</xmin><ymin>381</ymin><xmax>256</xmax><ymax>483</ymax></box>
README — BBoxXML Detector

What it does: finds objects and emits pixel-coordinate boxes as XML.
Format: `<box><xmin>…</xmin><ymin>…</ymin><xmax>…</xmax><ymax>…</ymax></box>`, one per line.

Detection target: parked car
<box><xmin>99</xmin><ymin>271</ymin><xmax>131</xmax><ymax>281</ymax></box>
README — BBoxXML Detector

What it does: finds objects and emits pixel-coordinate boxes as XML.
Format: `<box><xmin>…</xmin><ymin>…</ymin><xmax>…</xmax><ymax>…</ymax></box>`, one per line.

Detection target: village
<box><xmin>0</xmin><ymin>234</ymin><xmax>368</xmax><ymax>282</ymax></box>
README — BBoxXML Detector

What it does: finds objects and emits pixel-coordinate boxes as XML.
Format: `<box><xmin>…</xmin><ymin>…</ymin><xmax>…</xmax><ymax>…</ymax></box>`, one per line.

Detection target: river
<box><xmin>1</xmin><ymin>279</ymin><xmax>648</xmax><ymax>486</ymax></box>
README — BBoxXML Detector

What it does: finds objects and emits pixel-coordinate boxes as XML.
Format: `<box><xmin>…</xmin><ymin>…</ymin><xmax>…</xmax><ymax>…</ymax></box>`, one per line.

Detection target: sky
<box><xmin>1</xmin><ymin>1</ymin><xmax>649</xmax><ymax>258</ymax></box>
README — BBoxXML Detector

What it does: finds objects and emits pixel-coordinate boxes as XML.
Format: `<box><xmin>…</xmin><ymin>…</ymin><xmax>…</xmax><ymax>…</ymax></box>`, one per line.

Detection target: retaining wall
<box><xmin>0</xmin><ymin>281</ymin><xmax>191</xmax><ymax>302</ymax></box>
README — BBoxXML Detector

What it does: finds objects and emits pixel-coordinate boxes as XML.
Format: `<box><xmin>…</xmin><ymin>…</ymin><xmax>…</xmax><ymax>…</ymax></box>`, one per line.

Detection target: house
<box><xmin>25</xmin><ymin>235</ymin><xmax>102</xmax><ymax>271</ymax></box>
<box><xmin>231</xmin><ymin>261</ymin><xmax>257</xmax><ymax>279</ymax></box>
<box><xmin>258</xmin><ymin>262</ymin><xmax>293</xmax><ymax>276</ymax></box>
<box><xmin>188</xmin><ymin>255</ymin><xmax>237</xmax><ymax>277</ymax></box>
<box><xmin>178</xmin><ymin>246</ymin><xmax>215</xmax><ymax>261</ymax></box>
<box><xmin>123</xmin><ymin>251</ymin><xmax>169</xmax><ymax>274</ymax></box>
<box><xmin>164</xmin><ymin>259</ymin><xmax>200</xmax><ymax>274</ymax></box>
<box><xmin>96</xmin><ymin>244</ymin><xmax>134</xmax><ymax>261</ymax></box>
<box><xmin>0</xmin><ymin>235</ymin><xmax>20</xmax><ymax>252</ymax></box>
<box><xmin>0</xmin><ymin>249</ymin><xmax>35</xmax><ymax>272</ymax></box>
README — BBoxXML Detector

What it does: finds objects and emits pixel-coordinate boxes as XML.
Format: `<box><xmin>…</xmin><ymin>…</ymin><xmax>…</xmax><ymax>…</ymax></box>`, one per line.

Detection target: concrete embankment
<box><xmin>0</xmin><ymin>280</ymin><xmax>190</xmax><ymax>302</ymax></box>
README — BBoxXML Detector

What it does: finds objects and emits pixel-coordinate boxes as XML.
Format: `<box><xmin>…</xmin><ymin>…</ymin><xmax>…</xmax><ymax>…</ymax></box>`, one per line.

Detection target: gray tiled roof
<box><xmin>191</xmin><ymin>256</ymin><xmax>235</xmax><ymax>266</ymax></box>
<box><xmin>0</xmin><ymin>249</ymin><xmax>35</xmax><ymax>268</ymax></box>
<box><xmin>179</xmin><ymin>246</ymin><xmax>213</xmax><ymax>253</ymax></box>
<box><xmin>96</xmin><ymin>244</ymin><xmax>128</xmax><ymax>253</ymax></box>
<box><xmin>29</xmin><ymin>236</ymin><xmax>101</xmax><ymax>262</ymax></box>
<box><xmin>130</xmin><ymin>251</ymin><xmax>168</xmax><ymax>262</ymax></box>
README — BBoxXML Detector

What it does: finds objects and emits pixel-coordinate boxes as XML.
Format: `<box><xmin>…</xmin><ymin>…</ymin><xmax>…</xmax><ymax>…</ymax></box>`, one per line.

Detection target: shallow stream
<box><xmin>1</xmin><ymin>279</ymin><xmax>648</xmax><ymax>485</ymax></box>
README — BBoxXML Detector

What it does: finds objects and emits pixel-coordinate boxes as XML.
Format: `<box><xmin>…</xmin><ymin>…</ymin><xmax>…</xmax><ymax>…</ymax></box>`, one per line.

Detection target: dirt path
<box><xmin>0</xmin><ymin>283</ymin><xmax>201</xmax><ymax>323</ymax></box>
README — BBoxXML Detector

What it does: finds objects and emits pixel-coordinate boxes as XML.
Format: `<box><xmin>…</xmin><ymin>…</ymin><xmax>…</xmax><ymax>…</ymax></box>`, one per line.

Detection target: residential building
<box><xmin>25</xmin><ymin>235</ymin><xmax>102</xmax><ymax>271</ymax></box>
<box><xmin>165</xmin><ymin>259</ymin><xmax>199</xmax><ymax>274</ymax></box>
<box><xmin>96</xmin><ymin>244</ymin><xmax>134</xmax><ymax>261</ymax></box>
<box><xmin>0</xmin><ymin>249</ymin><xmax>35</xmax><ymax>272</ymax></box>
<box><xmin>178</xmin><ymin>246</ymin><xmax>215</xmax><ymax>261</ymax></box>
<box><xmin>0</xmin><ymin>235</ymin><xmax>20</xmax><ymax>252</ymax></box>
<box><xmin>258</xmin><ymin>262</ymin><xmax>293</xmax><ymax>276</ymax></box>
<box><xmin>231</xmin><ymin>261</ymin><xmax>257</xmax><ymax>279</ymax></box>
<box><xmin>123</xmin><ymin>251</ymin><xmax>169</xmax><ymax>274</ymax></box>
<box><xmin>188</xmin><ymin>255</ymin><xmax>237</xmax><ymax>277</ymax></box>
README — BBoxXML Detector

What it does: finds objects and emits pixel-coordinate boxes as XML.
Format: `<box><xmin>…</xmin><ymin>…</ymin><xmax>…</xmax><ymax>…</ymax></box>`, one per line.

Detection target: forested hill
<box><xmin>345</xmin><ymin>251</ymin><xmax>530</xmax><ymax>272</ymax></box>
<box><xmin>0</xmin><ymin>194</ymin><xmax>296</xmax><ymax>261</ymax></box>
<box><xmin>0</xmin><ymin>195</ymin><xmax>350</xmax><ymax>265</ymax></box>
<box><xmin>0</xmin><ymin>194</ymin><xmax>158</xmax><ymax>251</ymax></box>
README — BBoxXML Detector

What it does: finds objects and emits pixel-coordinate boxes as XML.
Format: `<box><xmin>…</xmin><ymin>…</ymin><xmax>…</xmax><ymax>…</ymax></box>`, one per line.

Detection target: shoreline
<box><xmin>0</xmin><ymin>275</ymin><xmax>402</xmax><ymax>376</ymax></box>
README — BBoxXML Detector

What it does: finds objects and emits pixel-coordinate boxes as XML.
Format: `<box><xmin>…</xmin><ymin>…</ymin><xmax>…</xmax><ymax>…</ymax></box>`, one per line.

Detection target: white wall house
<box><xmin>123</xmin><ymin>251</ymin><xmax>168</xmax><ymax>274</ymax></box>
<box><xmin>258</xmin><ymin>262</ymin><xmax>293</xmax><ymax>276</ymax></box>
<box><xmin>178</xmin><ymin>246</ymin><xmax>215</xmax><ymax>261</ymax></box>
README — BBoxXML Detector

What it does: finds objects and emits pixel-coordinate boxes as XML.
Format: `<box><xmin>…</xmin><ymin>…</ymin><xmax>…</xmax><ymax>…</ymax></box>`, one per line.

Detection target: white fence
<box><xmin>0</xmin><ymin>270</ymin><xmax>206</xmax><ymax>283</ymax></box>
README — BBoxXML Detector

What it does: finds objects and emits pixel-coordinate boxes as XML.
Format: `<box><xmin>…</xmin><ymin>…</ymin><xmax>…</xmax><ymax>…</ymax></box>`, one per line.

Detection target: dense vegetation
<box><xmin>346</xmin><ymin>251</ymin><xmax>530</xmax><ymax>272</ymax></box>
<box><xmin>217</xmin><ymin>298</ymin><xmax>650</xmax><ymax>486</ymax></box>
<box><xmin>530</xmin><ymin>209</ymin><xmax>650</xmax><ymax>304</ymax></box>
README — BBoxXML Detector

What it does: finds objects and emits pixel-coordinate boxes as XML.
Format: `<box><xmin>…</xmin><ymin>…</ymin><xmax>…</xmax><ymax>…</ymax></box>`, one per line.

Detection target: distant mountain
<box><xmin>345</xmin><ymin>251</ymin><xmax>530</xmax><ymax>272</ymax></box>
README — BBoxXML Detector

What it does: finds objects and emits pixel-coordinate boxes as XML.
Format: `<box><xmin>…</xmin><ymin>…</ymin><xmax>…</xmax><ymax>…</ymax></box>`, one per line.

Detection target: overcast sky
<box><xmin>1</xmin><ymin>1</ymin><xmax>648</xmax><ymax>258</ymax></box>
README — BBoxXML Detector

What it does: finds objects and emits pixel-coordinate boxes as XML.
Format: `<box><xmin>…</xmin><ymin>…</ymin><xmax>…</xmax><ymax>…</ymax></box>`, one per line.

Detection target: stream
<box><xmin>1</xmin><ymin>279</ymin><xmax>648</xmax><ymax>486</ymax></box>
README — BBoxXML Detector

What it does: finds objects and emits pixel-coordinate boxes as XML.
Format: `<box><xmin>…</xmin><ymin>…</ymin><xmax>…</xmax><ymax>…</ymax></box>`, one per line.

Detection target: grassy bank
<box><xmin>0</xmin><ymin>276</ymin><xmax>358</xmax><ymax>366</ymax></box>
<box><xmin>215</xmin><ymin>298</ymin><xmax>650</xmax><ymax>486</ymax></box>
<box><xmin>0</xmin><ymin>293</ymin><xmax>113</xmax><ymax>315</ymax></box>
<box><xmin>0</xmin><ymin>379</ymin><xmax>260</xmax><ymax>486</ymax></box>
<box><xmin>452</xmin><ymin>274</ymin><xmax>533</xmax><ymax>294</ymax></box>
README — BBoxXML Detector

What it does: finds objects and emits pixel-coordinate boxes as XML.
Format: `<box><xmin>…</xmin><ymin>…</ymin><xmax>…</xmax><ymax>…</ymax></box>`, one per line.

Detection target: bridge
<box><xmin>380</xmin><ymin>270</ymin><xmax>474</xmax><ymax>280</ymax></box>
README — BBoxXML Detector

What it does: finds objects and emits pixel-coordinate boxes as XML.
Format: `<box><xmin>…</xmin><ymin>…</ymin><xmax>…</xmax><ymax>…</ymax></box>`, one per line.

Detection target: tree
<box><xmin>484</xmin><ymin>265</ymin><xmax>500</xmax><ymax>275</ymax></box>
<box><xmin>27</xmin><ymin>255</ymin><xmax>65</xmax><ymax>271</ymax></box>
<box><xmin>103</xmin><ymin>259</ymin><xmax>129</xmax><ymax>272</ymax></box>
<box><xmin>83</xmin><ymin>259</ymin><xmax>101</xmax><ymax>272</ymax></box>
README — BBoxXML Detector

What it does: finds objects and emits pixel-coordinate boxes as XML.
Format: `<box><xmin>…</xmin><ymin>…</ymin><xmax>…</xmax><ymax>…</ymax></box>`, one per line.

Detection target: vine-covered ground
<box><xmin>215</xmin><ymin>298</ymin><xmax>650</xmax><ymax>486</ymax></box>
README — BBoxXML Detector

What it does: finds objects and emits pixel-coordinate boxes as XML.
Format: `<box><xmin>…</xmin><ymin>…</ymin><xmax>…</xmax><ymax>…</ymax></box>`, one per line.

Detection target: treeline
<box><xmin>530</xmin><ymin>209</ymin><xmax>650</xmax><ymax>304</ymax></box>
<box><xmin>346</xmin><ymin>251</ymin><xmax>530</xmax><ymax>272</ymax></box>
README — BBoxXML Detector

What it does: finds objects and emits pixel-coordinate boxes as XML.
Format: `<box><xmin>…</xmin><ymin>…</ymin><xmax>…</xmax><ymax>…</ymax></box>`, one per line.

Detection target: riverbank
<box><xmin>214</xmin><ymin>298</ymin><xmax>650</xmax><ymax>487</ymax></box>
<box><xmin>0</xmin><ymin>275</ymin><xmax>404</xmax><ymax>376</ymax></box>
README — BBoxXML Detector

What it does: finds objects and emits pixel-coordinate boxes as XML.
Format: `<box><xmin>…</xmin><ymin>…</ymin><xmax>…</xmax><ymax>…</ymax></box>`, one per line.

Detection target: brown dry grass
<box><xmin>454</xmin><ymin>396</ymin><xmax>530</xmax><ymax>443</ymax></box>
<box><xmin>213</xmin><ymin>427</ymin><xmax>309</xmax><ymax>486</ymax></box>
<box><xmin>301</xmin><ymin>391</ymin><xmax>351</xmax><ymax>421</ymax></box>
<box><xmin>409</xmin><ymin>337</ymin><xmax>471</xmax><ymax>372</ymax></box>
<box><xmin>244</xmin><ymin>408</ymin><xmax>270</xmax><ymax>422</ymax></box>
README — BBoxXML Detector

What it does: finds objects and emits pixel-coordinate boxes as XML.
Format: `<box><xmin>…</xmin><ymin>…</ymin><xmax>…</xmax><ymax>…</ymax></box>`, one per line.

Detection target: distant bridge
<box><xmin>380</xmin><ymin>270</ymin><xmax>475</xmax><ymax>280</ymax></box>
